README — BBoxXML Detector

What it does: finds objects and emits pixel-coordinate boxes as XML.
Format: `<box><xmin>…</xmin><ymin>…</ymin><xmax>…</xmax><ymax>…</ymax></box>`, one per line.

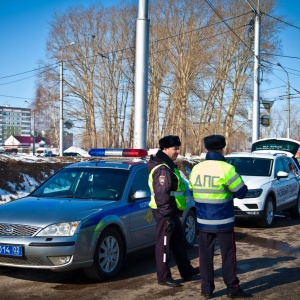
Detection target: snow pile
<box><xmin>64</xmin><ymin>146</ymin><xmax>90</xmax><ymax>157</ymax></box>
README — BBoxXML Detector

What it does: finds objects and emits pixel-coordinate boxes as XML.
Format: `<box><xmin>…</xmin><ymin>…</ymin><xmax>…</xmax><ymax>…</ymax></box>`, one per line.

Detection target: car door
<box><xmin>273</xmin><ymin>157</ymin><xmax>298</xmax><ymax>207</ymax></box>
<box><xmin>282</xmin><ymin>157</ymin><xmax>299</xmax><ymax>204</ymax></box>
<box><xmin>273</xmin><ymin>158</ymin><xmax>289</xmax><ymax>206</ymax></box>
<box><xmin>127</xmin><ymin>166</ymin><xmax>156</xmax><ymax>250</ymax></box>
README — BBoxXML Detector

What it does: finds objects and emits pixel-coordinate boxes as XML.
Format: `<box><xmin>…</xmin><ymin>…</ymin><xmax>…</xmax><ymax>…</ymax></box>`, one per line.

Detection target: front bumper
<box><xmin>234</xmin><ymin>206</ymin><xmax>264</xmax><ymax>219</ymax></box>
<box><xmin>0</xmin><ymin>234</ymin><xmax>94</xmax><ymax>271</ymax></box>
<box><xmin>234</xmin><ymin>196</ymin><xmax>266</xmax><ymax>219</ymax></box>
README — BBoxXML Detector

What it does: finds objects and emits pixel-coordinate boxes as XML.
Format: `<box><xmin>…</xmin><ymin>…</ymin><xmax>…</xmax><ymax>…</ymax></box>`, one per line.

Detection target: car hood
<box><xmin>251</xmin><ymin>138</ymin><xmax>300</xmax><ymax>156</ymax></box>
<box><xmin>240</xmin><ymin>175</ymin><xmax>271</xmax><ymax>189</ymax></box>
<box><xmin>0</xmin><ymin>197</ymin><xmax>116</xmax><ymax>226</ymax></box>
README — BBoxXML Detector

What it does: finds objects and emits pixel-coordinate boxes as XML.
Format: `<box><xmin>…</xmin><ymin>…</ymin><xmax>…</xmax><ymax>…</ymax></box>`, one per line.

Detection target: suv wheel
<box><xmin>182</xmin><ymin>210</ymin><xmax>197</xmax><ymax>249</ymax></box>
<box><xmin>289</xmin><ymin>192</ymin><xmax>300</xmax><ymax>218</ymax></box>
<box><xmin>257</xmin><ymin>196</ymin><xmax>274</xmax><ymax>228</ymax></box>
<box><xmin>84</xmin><ymin>228</ymin><xmax>124</xmax><ymax>281</ymax></box>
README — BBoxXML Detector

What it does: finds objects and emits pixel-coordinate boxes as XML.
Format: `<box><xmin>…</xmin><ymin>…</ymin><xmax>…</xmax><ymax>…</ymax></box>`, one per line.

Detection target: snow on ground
<box><xmin>0</xmin><ymin>153</ymin><xmax>62</xmax><ymax>203</ymax></box>
<box><xmin>0</xmin><ymin>149</ymin><xmax>204</xmax><ymax>204</ymax></box>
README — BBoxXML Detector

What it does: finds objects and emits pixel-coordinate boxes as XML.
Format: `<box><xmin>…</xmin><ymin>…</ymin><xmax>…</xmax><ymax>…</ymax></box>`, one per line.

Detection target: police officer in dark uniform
<box><xmin>189</xmin><ymin>135</ymin><xmax>252</xmax><ymax>298</ymax></box>
<box><xmin>148</xmin><ymin>135</ymin><xmax>199</xmax><ymax>287</ymax></box>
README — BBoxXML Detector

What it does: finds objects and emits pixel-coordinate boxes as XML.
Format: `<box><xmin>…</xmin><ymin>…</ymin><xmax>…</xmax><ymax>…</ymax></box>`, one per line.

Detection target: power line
<box><xmin>0</xmin><ymin>63</ymin><xmax>57</xmax><ymax>80</ymax></box>
<box><xmin>0</xmin><ymin>94</ymin><xmax>36</xmax><ymax>101</ymax></box>
<box><xmin>0</xmin><ymin>11</ymin><xmax>252</xmax><ymax>93</ymax></box>
<box><xmin>0</xmin><ymin>65</ymin><xmax>58</xmax><ymax>86</ymax></box>
<box><xmin>264</xmin><ymin>12</ymin><xmax>300</xmax><ymax>31</ymax></box>
<box><xmin>262</xmin><ymin>52</ymin><xmax>300</xmax><ymax>61</ymax></box>
<box><xmin>203</xmin><ymin>0</ymin><xmax>254</xmax><ymax>53</ymax></box>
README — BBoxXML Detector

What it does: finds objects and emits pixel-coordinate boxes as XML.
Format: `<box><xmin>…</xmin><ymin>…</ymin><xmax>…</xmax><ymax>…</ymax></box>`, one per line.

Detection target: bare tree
<box><xmin>35</xmin><ymin>0</ymin><xmax>284</xmax><ymax>152</ymax></box>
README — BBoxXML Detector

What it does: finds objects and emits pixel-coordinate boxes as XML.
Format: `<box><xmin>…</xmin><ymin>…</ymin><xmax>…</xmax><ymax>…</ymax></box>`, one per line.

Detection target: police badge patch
<box><xmin>159</xmin><ymin>176</ymin><xmax>165</xmax><ymax>185</ymax></box>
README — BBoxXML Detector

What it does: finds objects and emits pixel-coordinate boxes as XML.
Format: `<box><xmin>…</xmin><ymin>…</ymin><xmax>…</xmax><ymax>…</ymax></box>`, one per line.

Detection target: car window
<box><xmin>226</xmin><ymin>157</ymin><xmax>272</xmax><ymax>176</ymax></box>
<box><xmin>274</xmin><ymin>158</ymin><xmax>285</xmax><ymax>176</ymax></box>
<box><xmin>281</xmin><ymin>157</ymin><xmax>292</xmax><ymax>173</ymax></box>
<box><xmin>281</xmin><ymin>157</ymin><xmax>299</xmax><ymax>176</ymax></box>
<box><xmin>130</xmin><ymin>167</ymin><xmax>150</xmax><ymax>195</ymax></box>
<box><xmin>32</xmin><ymin>167</ymin><xmax>130</xmax><ymax>200</ymax></box>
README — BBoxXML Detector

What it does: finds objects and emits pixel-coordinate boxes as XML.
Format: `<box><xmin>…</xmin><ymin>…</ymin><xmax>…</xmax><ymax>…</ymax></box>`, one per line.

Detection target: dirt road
<box><xmin>0</xmin><ymin>215</ymin><xmax>299</xmax><ymax>300</ymax></box>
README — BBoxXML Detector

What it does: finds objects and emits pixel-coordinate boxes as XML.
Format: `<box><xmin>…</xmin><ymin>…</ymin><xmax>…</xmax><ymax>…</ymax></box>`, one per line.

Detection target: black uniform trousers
<box><xmin>154</xmin><ymin>215</ymin><xmax>195</xmax><ymax>282</ymax></box>
<box><xmin>199</xmin><ymin>230</ymin><xmax>240</xmax><ymax>295</ymax></box>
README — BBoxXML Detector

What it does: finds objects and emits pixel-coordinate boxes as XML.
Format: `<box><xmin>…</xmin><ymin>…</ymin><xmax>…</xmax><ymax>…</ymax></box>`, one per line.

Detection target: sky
<box><xmin>0</xmin><ymin>0</ymin><xmax>299</xmax><ymax>123</ymax></box>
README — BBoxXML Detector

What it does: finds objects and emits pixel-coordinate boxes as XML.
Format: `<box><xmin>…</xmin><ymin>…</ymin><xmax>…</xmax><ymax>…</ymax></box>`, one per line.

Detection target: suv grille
<box><xmin>0</xmin><ymin>224</ymin><xmax>40</xmax><ymax>236</ymax></box>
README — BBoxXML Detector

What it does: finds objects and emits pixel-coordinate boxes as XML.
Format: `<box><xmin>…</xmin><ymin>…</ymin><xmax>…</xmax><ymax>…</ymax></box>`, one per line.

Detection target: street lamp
<box><xmin>59</xmin><ymin>42</ymin><xmax>75</xmax><ymax>157</ymax></box>
<box><xmin>277</xmin><ymin>63</ymin><xmax>290</xmax><ymax>138</ymax></box>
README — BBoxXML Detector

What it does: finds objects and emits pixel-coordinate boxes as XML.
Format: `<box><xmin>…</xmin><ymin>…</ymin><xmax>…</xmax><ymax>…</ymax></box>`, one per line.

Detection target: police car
<box><xmin>226</xmin><ymin>138</ymin><xmax>300</xmax><ymax>227</ymax></box>
<box><xmin>0</xmin><ymin>148</ymin><xmax>197</xmax><ymax>281</ymax></box>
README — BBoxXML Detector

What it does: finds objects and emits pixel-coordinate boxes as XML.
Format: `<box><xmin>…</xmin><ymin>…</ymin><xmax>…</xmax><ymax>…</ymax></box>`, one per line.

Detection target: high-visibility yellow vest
<box><xmin>149</xmin><ymin>164</ymin><xmax>187</xmax><ymax>210</ymax></box>
<box><xmin>189</xmin><ymin>160</ymin><xmax>244</xmax><ymax>230</ymax></box>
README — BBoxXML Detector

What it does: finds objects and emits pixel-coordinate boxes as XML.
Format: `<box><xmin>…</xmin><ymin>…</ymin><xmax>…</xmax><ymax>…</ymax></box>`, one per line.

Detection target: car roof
<box><xmin>64</xmin><ymin>159</ymin><xmax>148</xmax><ymax>171</ymax></box>
<box><xmin>251</xmin><ymin>138</ymin><xmax>300</xmax><ymax>156</ymax></box>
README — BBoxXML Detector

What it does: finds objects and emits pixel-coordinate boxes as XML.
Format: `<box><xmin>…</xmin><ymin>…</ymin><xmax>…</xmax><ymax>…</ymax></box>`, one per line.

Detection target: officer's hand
<box><xmin>165</xmin><ymin>217</ymin><xmax>175</xmax><ymax>233</ymax></box>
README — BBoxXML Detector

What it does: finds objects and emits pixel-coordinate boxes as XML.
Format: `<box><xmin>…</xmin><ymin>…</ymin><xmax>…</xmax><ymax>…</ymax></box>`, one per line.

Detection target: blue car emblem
<box><xmin>4</xmin><ymin>226</ymin><xmax>13</xmax><ymax>233</ymax></box>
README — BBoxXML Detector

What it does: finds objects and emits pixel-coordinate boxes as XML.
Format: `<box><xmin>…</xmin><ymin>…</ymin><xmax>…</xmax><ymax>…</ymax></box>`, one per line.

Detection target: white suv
<box><xmin>226</xmin><ymin>138</ymin><xmax>300</xmax><ymax>227</ymax></box>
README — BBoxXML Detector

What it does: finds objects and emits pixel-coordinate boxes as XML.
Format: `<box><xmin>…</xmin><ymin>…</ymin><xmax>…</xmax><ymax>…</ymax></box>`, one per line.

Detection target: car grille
<box><xmin>0</xmin><ymin>224</ymin><xmax>41</xmax><ymax>236</ymax></box>
<box><xmin>0</xmin><ymin>256</ymin><xmax>48</xmax><ymax>266</ymax></box>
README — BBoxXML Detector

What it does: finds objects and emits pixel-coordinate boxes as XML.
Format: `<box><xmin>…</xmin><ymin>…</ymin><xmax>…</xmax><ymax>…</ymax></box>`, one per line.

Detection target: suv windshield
<box><xmin>226</xmin><ymin>157</ymin><xmax>273</xmax><ymax>177</ymax></box>
<box><xmin>32</xmin><ymin>167</ymin><xmax>129</xmax><ymax>200</ymax></box>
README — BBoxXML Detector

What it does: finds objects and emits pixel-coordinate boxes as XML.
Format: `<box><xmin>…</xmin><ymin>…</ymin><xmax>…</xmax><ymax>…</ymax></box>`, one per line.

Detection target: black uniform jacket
<box><xmin>148</xmin><ymin>150</ymin><xmax>182</xmax><ymax>219</ymax></box>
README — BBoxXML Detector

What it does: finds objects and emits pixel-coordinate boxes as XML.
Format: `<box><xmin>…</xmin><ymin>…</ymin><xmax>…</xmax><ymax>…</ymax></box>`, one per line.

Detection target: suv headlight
<box><xmin>245</xmin><ymin>189</ymin><xmax>263</xmax><ymax>198</ymax></box>
<box><xmin>36</xmin><ymin>221</ymin><xmax>80</xmax><ymax>237</ymax></box>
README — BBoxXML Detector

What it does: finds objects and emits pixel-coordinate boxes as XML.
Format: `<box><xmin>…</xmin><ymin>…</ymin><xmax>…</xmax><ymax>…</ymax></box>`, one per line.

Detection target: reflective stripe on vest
<box><xmin>189</xmin><ymin>160</ymin><xmax>244</xmax><ymax>230</ymax></box>
<box><xmin>197</xmin><ymin>216</ymin><xmax>235</xmax><ymax>225</ymax></box>
<box><xmin>149</xmin><ymin>163</ymin><xmax>187</xmax><ymax>210</ymax></box>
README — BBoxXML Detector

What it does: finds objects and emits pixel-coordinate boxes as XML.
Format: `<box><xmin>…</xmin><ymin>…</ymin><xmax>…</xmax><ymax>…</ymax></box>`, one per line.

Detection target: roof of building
<box><xmin>13</xmin><ymin>136</ymin><xmax>45</xmax><ymax>144</ymax></box>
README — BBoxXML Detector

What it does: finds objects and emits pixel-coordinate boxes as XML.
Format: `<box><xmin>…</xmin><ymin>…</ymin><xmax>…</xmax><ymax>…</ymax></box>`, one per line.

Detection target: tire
<box><xmin>289</xmin><ymin>192</ymin><xmax>300</xmax><ymax>218</ymax></box>
<box><xmin>257</xmin><ymin>196</ymin><xmax>275</xmax><ymax>228</ymax></box>
<box><xmin>182</xmin><ymin>210</ymin><xmax>197</xmax><ymax>249</ymax></box>
<box><xmin>83</xmin><ymin>227</ymin><xmax>124</xmax><ymax>281</ymax></box>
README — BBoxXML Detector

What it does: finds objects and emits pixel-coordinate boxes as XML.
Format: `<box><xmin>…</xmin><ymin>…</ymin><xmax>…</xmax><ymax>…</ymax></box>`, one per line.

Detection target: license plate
<box><xmin>0</xmin><ymin>244</ymin><xmax>23</xmax><ymax>257</ymax></box>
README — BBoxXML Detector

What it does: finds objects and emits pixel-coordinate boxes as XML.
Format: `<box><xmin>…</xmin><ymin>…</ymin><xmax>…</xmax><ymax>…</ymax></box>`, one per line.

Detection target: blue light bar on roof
<box><xmin>88</xmin><ymin>148</ymin><xmax>148</xmax><ymax>157</ymax></box>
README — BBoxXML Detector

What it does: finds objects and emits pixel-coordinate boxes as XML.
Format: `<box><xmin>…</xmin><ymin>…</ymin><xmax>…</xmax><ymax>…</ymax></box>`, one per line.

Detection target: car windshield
<box><xmin>226</xmin><ymin>157</ymin><xmax>273</xmax><ymax>177</ymax></box>
<box><xmin>31</xmin><ymin>167</ymin><xmax>129</xmax><ymax>200</ymax></box>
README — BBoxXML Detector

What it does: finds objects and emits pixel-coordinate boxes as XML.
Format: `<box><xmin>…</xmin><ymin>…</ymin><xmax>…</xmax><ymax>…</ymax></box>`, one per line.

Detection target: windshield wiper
<box><xmin>72</xmin><ymin>195</ymin><xmax>89</xmax><ymax>199</ymax></box>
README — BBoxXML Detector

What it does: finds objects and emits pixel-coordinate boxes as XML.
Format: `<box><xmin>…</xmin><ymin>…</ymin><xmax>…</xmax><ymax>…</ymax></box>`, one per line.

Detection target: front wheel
<box><xmin>83</xmin><ymin>227</ymin><xmax>124</xmax><ymax>281</ymax></box>
<box><xmin>257</xmin><ymin>196</ymin><xmax>275</xmax><ymax>228</ymax></box>
<box><xmin>182</xmin><ymin>210</ymin><xmax>197</xmax><ymax>249</ymax></box>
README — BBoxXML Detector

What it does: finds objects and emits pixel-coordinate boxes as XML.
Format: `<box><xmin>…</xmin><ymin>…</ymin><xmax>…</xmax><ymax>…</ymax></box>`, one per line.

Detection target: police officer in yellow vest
<box><xmin>148</xmin><ymin>135</ymin><xmax>199</xmax><ymax>287</ymax></box>
<box><xmin>189</xmin><ymin>135</ymin><xmax>252</xmax><ymax>299</ymax></box>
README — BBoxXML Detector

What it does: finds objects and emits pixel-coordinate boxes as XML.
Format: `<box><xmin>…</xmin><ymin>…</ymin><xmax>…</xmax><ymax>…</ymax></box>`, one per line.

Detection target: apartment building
<box><xmin>0</xmin><ymin>106</ymin><xmax>31</xmax><ymax>145</ymax></box>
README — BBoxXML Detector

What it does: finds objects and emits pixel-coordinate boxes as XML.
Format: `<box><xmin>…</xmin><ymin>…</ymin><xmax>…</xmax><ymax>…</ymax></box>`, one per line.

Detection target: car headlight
<box><xmin>36</xmin><ymin>221</ymin><xmax>80</xmax><ymax>237</ymax></box>
<box><xmin>245</xmin><ymin>189</ymin><xmax>263</xmax><ymax>198</ymax></box>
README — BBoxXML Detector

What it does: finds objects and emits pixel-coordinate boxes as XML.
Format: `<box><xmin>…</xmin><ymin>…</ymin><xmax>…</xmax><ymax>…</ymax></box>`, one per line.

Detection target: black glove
<box><xmin>165</xmin><ymin>217</ymin><xmax>175</xmax><ymax>233</ymax></box>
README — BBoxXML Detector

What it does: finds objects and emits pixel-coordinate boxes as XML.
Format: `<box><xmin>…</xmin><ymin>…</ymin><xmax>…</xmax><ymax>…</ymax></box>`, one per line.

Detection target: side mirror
<box><xmin>130</xmin><ymin>190</ymin><xmax>151</xmax><ymax>201</ymax></box>
<box><xmin>277</xmin><ymin>171</ymin><xmax>288</xmax><ymax>179</ymax></box>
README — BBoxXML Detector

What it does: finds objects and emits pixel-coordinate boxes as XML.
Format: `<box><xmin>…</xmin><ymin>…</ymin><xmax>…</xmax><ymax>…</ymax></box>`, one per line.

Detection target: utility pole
<box><xmin>277</xmin><ymin>63</ymin><xmax>290</xmax><ymax>138</ymax></box>
<box><xmin>252</xmin><ymin>6</ymin><xmax>261</xmax><ymax>142</ymax></box>
<box><xmin>133</xmin><ymin>0</ymin><xmax>150</xmax><ymax>149</ymax></box>
<box><xmin>59</xmin><ymin>59</ymin><xmax>64</xmax><ymax>157</ymax></box>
